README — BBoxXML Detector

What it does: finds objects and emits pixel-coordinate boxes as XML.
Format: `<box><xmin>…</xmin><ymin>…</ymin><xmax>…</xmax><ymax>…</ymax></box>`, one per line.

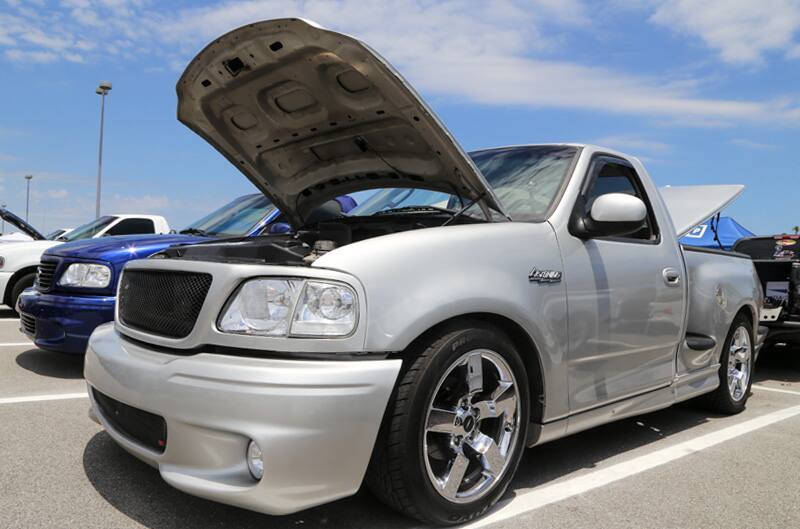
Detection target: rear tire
<box><xmin>366</xmin><ymin>322</ymin><xmax>529</xmax><ymax>526</ymax></box>
<box><xmin>9</xmin><ymin>272</ymin><xmax>36</xmax><ymax>315</ymax></box>
<box><xmin>697</xmin><ymin>312</ymin><xmax>754</xmax><ymax>414</ymax></box>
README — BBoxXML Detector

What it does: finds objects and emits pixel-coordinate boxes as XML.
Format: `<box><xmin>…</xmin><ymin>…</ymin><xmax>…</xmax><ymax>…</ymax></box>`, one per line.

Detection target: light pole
<box><xmin>1</xmin><ymin>203</ymin><xmax>5</xmax><ymax>234</ymax></box>
<box><xmin>24</xmin><ymin>175</ymin><xmax>33</xmax><ymax>222</ymax></box>
<box><xmin>95</xmin><ymin>81</ymin><xmax>112</xmax><ymax>219</ymax></box>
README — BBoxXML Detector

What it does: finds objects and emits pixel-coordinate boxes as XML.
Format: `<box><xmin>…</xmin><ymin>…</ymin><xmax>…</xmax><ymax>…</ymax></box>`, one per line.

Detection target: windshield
<box><xmin>60</xmin><ymin>216</ymin><xmax>115</xmax><ymax>242</ymax></box>
<box><xmin>345</xmin><ymin>146</ymin><xmax>578</xmax><ymax>220</ymax></box>
<box><xmin>347</xmin><ymin>189</ymin><xmax>458</xmax><ymax>216</ymax></box>
<box><xmin>182</xmin><ymin>194</ymin><xmax>276</xmax><ymax>237</ymax></box>
<box><xmin>471</xmin><ymin>145</ymin><xmax>578</xmax><ymax>220</ymax></box>
<box><xmin>46</xmin><ymin>229</ymin><xmax>62</xmax><ymax>240</ymax></box>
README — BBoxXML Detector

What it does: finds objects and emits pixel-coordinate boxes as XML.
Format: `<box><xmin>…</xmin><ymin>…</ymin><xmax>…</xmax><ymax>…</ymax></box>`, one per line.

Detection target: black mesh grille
<box><xmin>35</xmin><ymin>258</ymin><xmax>58</xmax><ymax>292</ymax></box>
<box><xmin>92</xmin><ymin>388</ymin><xmax>167</xmax><ymax>453</ymax></box>
<box><xmin>118</xmin><ymin>270</ymin><xmax>212</xmax><ymax>338</ymax></box>
<box><xmin>20</xmin><ymin>312</ymin><xmax>35</xmax><ymax>335</ymax></box>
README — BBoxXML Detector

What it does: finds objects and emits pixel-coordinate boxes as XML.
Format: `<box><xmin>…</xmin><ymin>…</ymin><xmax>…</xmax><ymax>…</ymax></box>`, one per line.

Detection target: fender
<box><xmin>315</xmin><ymin>220</ymin><xmax>572</xmax><ymax>420</ymax></box>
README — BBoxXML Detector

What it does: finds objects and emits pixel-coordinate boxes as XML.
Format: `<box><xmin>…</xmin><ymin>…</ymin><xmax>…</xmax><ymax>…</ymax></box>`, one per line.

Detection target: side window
<box><xmin>583</xmin><ymin>159</ymin><xmax>658</xmax><ymax>241</ymax></box>
<box><xmin>106</xmin><ymin>218</ymin><xmax>156</xmax><ymax>236</ymax></box>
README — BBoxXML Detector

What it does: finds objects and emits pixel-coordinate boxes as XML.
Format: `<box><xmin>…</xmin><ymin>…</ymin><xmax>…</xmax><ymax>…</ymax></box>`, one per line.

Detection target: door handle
<box><xmin>663</xmin><ymin>267</ymin><xmax>681</xmax><ymax>287</ymax></box>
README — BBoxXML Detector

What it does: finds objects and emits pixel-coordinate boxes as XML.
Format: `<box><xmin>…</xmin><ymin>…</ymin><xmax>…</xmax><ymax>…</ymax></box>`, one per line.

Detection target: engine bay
<box><xmin>155</xmin><ymin>213</ymin><xmax>486</xmax><ymax>266</ymax></box>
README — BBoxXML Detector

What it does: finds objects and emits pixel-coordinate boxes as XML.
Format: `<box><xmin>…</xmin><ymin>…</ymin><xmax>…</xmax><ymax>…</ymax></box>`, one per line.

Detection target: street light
<box><xmin>95</xmin><ymin>80</ymin><xmax>112</xmax><ymax>219</ymax></box>
<box><xmin>24</xmin><ymin>175</ymin><xmax>33</xmax><ymax>222</ymax></box>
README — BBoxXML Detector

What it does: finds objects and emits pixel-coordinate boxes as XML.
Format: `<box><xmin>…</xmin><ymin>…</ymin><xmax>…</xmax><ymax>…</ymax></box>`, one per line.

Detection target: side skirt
<box><xmin>527</xmin><ymin>365</ymin><xmax>721</xmax><ymax>448</ymax></box>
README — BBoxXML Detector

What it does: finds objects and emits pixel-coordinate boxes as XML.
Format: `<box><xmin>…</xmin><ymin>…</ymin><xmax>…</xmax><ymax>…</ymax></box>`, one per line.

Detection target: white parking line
<box><xmin>0</xmin><ymin>318</ymin><xmax>20</xmax><ymax>322</ymax></box>
<box><xmin>463</xmin><ymin>404</ymin><xmax>800</xmax><ymax>529</ymax></box>
<box><xmin>0</xmin><ymin>393</ymin><xmax>88</xmax><ymax>405</ymax></box>
<box><xmin>0</xmin><ymin>342</ymin><xmax>32</xmax><ymax>347</ymax></box>
<box><xmin>753</xmin><ymin>385</ymin><xmax>800</xmax><ymax>397</ymax></box>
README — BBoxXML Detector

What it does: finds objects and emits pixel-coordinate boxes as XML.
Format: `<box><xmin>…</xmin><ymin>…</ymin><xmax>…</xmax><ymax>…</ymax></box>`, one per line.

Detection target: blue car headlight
<box><xmin>58</xmin><ymin>263</ymin><xmax>112</xmax><ymax>288</ymax></box>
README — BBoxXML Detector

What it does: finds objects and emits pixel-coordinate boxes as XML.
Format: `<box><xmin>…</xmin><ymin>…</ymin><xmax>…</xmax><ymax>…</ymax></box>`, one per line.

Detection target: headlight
<box><xmin>0</xmin><ymin>257</ymin><xmax>4</xmax><ymax>269</ymax></box>
<box><xmin>218</xmin><ymin>278</ymin><xmax>358</xmax><ymax>337</ymax></box>
<box><xmin>58</xmin><ymin>263</ymin><xmax>112</xmax><ymax>288</ymax></box>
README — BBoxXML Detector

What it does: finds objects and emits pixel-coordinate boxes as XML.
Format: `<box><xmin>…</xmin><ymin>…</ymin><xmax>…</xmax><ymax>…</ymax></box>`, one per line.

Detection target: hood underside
<box><xmin>659</xmin><ymin>184</ymin><xmax>745</xmax><ymax>238</ymax></box>
<box><xmin>0</xmin><ymin>208</ymin><xmax>44</xmax><ymax>241</ymax></box>
<box><xmin>177</xmin><ymin>18</ymin><xmax>503</xmax><ymax>226</ymax></box>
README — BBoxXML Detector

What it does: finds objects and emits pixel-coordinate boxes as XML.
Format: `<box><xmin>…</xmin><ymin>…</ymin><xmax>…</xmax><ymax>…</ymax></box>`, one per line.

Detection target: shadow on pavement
<box><xmin>15</xmin><ymin>348</ymin><xmax>84</xmax><ymax>379</ymax></box>
<box><xmin>83</xmin><ymin>402</ymin><xmax>721</xmax><ymax>529</ymax></box>
<box><xmin>83</xmin><ymin>432</ymin><xmax>414</xmax><ymax>529</ymax></box>
<box><xmin>0</xmin><ymin>308</ymin><xmax>18</xmax><ymax>318</ymax></box>
<box><xmin>755</xmin><ymin>346</ymin><xmax>800</xmax><ymax>384</ymax></box>
<box><xmin>510</xmin><ymin>403</ymin><xmax>712</xmax><ymax>491</ymax></box>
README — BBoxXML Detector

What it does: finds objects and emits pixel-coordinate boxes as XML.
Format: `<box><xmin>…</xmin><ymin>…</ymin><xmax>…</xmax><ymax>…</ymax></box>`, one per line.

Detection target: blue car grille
<box><xmin>35</xmin><ymin>258</ymin><xmax>59</xmax><ymax>292</ymax></box>
<box><xmin>118</xmin><ymin>270</ymin><xmax>212</xmax><ymax>339</ymax></box>
<box><xmin>20</xmin><ymin>312</ymin><xmax>36</xmax><ymax>335</ymax></box>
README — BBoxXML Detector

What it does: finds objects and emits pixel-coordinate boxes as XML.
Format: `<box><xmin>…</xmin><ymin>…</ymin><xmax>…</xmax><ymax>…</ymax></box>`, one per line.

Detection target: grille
<box><xmin>35</xmin><ymin>258</ymin><xmax>58</xmax><ymax>291</ymax></box>
<box><xmin>92</xmin><ymin>388</ymin><xmax>167</xmax><ymax>453</ymax></box>
<box><xmin>118</xmin><ymin>270</ymin><xmax>212</xmax><ymax>339</ymax></box>
<box><xmin>20</xmin><ymin>312</ymin><xmax>35</xmax><ymax>335</ymax></box>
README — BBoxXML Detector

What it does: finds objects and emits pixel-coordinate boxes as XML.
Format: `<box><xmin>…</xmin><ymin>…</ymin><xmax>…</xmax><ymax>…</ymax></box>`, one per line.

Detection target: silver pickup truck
<box><xmin>84</xmin><ymin>19</ymin><xmax>763</xmax><ymax>526</ymax></box>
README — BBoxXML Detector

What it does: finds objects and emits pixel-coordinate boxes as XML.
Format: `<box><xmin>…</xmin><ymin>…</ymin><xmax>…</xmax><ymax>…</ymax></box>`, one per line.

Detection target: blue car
<box><xmin>18</xmin><ymin>194</ymin><xmax>355</xmax><ymax>354</ymax></box>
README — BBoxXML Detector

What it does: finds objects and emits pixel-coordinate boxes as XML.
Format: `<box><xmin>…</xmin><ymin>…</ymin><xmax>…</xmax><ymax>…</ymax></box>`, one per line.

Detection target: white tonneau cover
<box><xmin>659</xmin><ymin>184</ymin><xmax>745</xmax><ymax>238</ymax></box>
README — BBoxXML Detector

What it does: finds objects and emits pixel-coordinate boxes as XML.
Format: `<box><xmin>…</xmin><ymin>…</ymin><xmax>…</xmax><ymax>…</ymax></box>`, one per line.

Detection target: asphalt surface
<box><xmin>2</xmin><ymin>307</ymin><xmax>799</xmax><ymax>529</ymax></box>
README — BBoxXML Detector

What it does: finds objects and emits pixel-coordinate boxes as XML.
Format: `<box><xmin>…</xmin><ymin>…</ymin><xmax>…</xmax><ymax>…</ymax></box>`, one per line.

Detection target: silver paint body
<box><xmin>85</xmin><ymin>146</ymin><xmax>762</xmax><ymax>515</ymax></box>
<box><xmin>84</xmin><ymin>18</ymin><xmax>762</xmax><ymax>517</ymax></box>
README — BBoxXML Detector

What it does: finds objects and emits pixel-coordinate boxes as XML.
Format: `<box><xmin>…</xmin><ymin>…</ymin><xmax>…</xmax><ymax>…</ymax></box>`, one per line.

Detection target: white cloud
<box><xmin>590</xmin><ymin>135</ymin><xmax>672</xmax><ymax>154</ymax></box>
<box><xmin>47</xmin><ymin>189</ymin><xmax>69</xmax><ymax>199</ymax></box>
<box><xmin>107</xmin><ymin>193</ymin><xmax>169</xmax><ymax>213</ymax></box>
<box><xmin>729</xmin><ymin>138</ymin><xmax>779</xmax><ymax>150</ymax></box>
<box><xmin>2</xmin><ymin>0</ymin><xmax>800</xmax><ymax>126</ymax></box>
<box><xmin>4</xmin><ymin>49</ymin><xmax>59</xmax><ymax>63</ymax></box>
<box><xmin>650</xmin><ymin>0</ymin><xmax>800</xmax><ymax>64</ymax></box>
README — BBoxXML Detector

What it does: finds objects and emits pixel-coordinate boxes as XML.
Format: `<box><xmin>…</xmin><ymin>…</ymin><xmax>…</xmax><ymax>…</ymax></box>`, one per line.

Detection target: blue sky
<box><xmin>1</xmin><ymin>0</ymin><xmax>799</xmax><ymax>234</ymax></box>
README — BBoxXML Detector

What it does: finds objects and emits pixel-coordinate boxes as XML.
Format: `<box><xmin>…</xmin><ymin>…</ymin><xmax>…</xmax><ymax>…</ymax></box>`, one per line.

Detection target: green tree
<box><xmin>794</xmin><ymin>226</ymin><xmax>799</xmax><ymax>235</ymax></box>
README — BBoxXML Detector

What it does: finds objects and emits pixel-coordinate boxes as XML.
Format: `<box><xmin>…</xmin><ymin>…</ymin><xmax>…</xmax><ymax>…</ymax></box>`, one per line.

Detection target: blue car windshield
<box><xmin>182</xmin><ymin>194</ymin><xmax>276</xmax><ymax>237</ymax></box>
<box><xmin>346</xmin><ymin>146</ymin><xmax>578</xmax><ymax>220</ymax></box>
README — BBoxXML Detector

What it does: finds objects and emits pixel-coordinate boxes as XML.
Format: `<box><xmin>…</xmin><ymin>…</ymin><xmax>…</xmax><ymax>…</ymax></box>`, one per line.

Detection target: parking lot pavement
<box><xmin>1</xmin><ymin>310</ymin><xmax>799</xmax><ymax>529</ymax></box>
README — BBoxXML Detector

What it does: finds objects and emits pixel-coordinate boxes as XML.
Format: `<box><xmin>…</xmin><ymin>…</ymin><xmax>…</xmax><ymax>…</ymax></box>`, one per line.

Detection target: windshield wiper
<box><xmin>179</xmin><ymin>227</ymin><xmax>209</xmax><ymax>236</ymax></box>
<box><xmin>371</xmin><ymin>205</ymin><xmax>456</xmax><ymax>216</ymax></box>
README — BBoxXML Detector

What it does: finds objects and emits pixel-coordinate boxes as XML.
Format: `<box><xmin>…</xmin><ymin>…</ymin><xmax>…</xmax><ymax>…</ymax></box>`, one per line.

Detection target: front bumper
<box><xmin>18</xmin><ymin>289</ymin><xmax>115</xmax><ymax>354</ymax></box>
<box><xmin>84</xmin><ymin>323</ymin><xmax>402</xmax><ymax>515</ymax></box>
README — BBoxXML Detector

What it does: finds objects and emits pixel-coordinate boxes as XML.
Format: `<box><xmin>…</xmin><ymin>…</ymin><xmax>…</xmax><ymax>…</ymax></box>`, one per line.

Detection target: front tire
<box><xmin>9</xmin><ymin>272</ymin><xmax>35</xmax><ymax>315</ymax></box>
<box><xmin>366</xmin><ymin>323</ymin><xmax>529</xmax><ymax>525</ymax></box>
<box><xmin>698</xmin><ymin>312</ymin><xmax>754</xmax><ymax>414</ymax></box>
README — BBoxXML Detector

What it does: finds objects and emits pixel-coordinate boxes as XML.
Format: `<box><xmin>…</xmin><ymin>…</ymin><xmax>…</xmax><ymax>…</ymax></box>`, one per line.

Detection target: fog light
<box><xmin>246</xmin><ymin>440</ymin><xmax>264</xmax><ymax>480</ymax></box>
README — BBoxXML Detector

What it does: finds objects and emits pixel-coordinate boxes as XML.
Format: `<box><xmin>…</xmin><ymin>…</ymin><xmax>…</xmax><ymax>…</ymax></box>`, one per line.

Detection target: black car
<box><xmin>734</xmin><ymin>234</ymin><xmax>800</xmax><ymax>347</ymax></box>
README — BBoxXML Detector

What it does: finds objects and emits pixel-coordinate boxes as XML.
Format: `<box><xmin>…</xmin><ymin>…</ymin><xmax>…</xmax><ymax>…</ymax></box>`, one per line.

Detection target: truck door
<box><xmin>561</xmin><ymin>155</ymin><xmax>685</xmax><ymax>413</ymax></box>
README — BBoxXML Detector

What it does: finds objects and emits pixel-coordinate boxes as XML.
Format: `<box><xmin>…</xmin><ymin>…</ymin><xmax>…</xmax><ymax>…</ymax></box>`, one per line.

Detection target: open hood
<box><xmin>177</xmin><ymin>18</ymin><xmax>505</xmax><ymax>226</ymax></box>
<box><xmin>659</xmin><ymin>184</ymin><xmax>745</xmax><ymax>238</ymax></box>
<box><xmin>0</xmin><ymin>208</ymin><xmax>45</xmax><ymax>241</ymax></box>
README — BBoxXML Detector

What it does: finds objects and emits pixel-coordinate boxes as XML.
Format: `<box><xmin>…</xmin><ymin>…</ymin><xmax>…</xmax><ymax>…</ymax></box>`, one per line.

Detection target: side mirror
<box><xmin>578</xmin><ymin>193</ymin><xmax>647</xmax><ymax>238</ymax></box>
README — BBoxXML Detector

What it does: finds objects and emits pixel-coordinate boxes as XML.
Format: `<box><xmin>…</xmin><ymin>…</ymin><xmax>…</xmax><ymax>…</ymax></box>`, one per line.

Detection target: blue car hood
<box><xmin>45</xmin><ymin>234</ymin><xmax>208</xmax><ymax>263</ymax></box>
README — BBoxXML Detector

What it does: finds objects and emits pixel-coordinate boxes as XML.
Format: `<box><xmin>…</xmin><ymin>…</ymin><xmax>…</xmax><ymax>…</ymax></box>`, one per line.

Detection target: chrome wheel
<box><xmin>423</xmin><ymin>349</ymin><xmax>521</xmax><ymax>503</ymax></box>
<box><xmin>727</xmin><ymin>326</ymin><xmax>751</xmax><ymax>402</ymax></box>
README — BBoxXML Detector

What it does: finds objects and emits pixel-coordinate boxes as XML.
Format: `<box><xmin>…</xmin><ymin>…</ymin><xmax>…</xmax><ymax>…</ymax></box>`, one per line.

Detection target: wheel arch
<box><xmin>3</xmin><ymin>265</ymin><xmax>38</xmax><ymax>306</ymax></box>
<box><xmin>395</xmin><ymin>312</ymin><xmax>546</xmax><ymax>427</ymax></box>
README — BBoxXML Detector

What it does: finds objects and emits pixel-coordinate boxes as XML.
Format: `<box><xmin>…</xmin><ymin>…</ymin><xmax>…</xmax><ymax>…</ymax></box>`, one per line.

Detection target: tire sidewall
<box><xmin>10</xmin><ymin>272</ymin><xmax>35</xmax><ymax>313</ymax></box>
<box><xmin>399</xmin><ymin>325</ymin><xmax>530</xmax><ymax>525</ymax></box>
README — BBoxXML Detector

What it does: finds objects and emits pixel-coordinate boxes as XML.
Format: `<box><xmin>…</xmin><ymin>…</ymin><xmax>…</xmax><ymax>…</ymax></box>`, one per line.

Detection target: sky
<box><xmin>1</xmin><ymin>0</ymin><xmax>799</xmax><ymax>235</ymax></box>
